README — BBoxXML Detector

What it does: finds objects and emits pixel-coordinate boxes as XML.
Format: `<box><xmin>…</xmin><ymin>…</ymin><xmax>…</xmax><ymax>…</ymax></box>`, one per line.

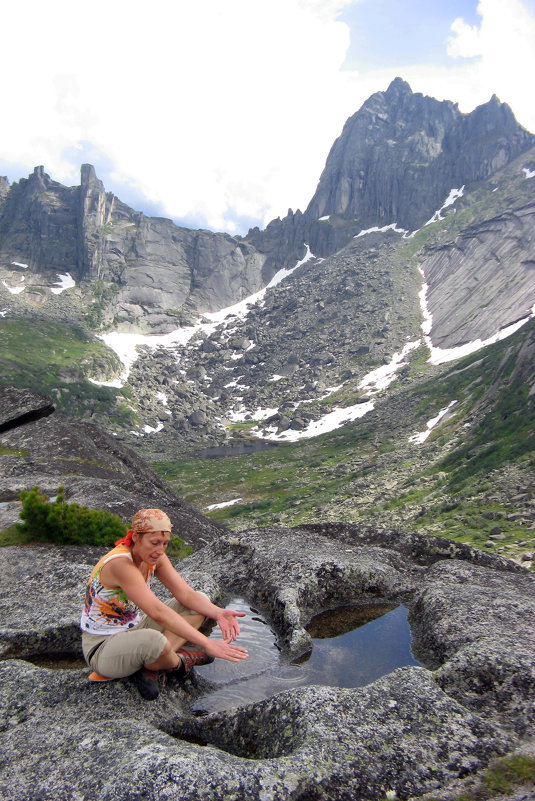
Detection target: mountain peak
<box><xmin>80</xmin><ymin>163</ymin><xmax>101</xmax><ymax>187</ymax></box>
<box><xmin>385</xmin><ymin>76</ymin><xmax>412</xmax><ymax>96</ymax></box>
<box><xmin>305</xmin><ymin>80</ymin><xmax>534</xmax><ymax>231</ymax></box>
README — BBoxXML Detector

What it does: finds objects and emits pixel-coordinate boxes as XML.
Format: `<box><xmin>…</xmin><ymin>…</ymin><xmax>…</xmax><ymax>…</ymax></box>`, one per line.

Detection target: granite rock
<box><xmin>0</xmin><ymin>524</ymin><xmax>533</xmax><ymax>800</ymax></box>
<box><xmin>304</xmin><ymin>79</ymin><xmax>535</xmax><ymax>235</ymax></box>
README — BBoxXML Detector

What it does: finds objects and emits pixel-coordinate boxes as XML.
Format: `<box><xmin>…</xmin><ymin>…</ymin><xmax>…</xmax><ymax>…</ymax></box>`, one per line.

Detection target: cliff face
<box><xmin>1</xmin><ymin>80</ymin><xmax>533</xmax><ymax>331</ymax></box>
<box><xmin>243</xmin><ymin>80</ymin><xmax>535</xmax><ymax>273</ymax></box>
<box><xmin>0</xmin><ymin>166</ymin><xmax>80</xmax><ymax>274</ymax></box>
<box><xmin>0</xmin><ymin>165</ymin><xmax>267</xmax><ymax>331</ymax></box>
<box><xmin>422</xmin><ymin>200</ymin><xmax>535</xmax><ymax>347</ymax></box>
<box><xmin>304</xmin><ymin>78</ymin><xmax>535</xmax><ymax>232</ymax></box>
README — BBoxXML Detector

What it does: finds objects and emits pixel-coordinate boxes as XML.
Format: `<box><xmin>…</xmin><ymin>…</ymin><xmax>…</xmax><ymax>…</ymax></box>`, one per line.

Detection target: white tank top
<box><xmin>80</xmin><ymin>544</ymin><xmax>154</xmax><ymax>635</ymax></box>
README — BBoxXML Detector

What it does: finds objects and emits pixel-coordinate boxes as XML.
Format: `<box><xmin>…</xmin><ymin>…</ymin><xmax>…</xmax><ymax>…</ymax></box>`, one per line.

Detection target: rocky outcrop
<box><xmin>0</xmin><ymin>385</ymin><xmax>55</xmax><ymax>432</ymax></box>
<box><xmin>422</xmin><ymin>199</ymin><xmax>535</xmax><ymax>347</ymax></box>
<box><xmin>0</xmin><ymin>166</ymin><xmax>80</xmax><ymax>275</ymax></box>
<box><xmin>0</xmin><ymin>385</ymin><xmax>224</xmax><ymax>547</ymax></box>
<box><xmin>0</xmin><ymin>166</ymin><xmax>267</xmax><ymax>332</ymax></box>
<box><xmin>244</xmin><ymin>79</ymin><xmax>535</xmax><ymax>278</ymax></box>
<box><xmin>305</xmin><ymin>78</ymin><xmax>535</xmax><ymax>234</ymax></box>
<box><xmin>0</xmin><ymin>524</ymin><xmax>533</xmax><ymax>800</ymax></box>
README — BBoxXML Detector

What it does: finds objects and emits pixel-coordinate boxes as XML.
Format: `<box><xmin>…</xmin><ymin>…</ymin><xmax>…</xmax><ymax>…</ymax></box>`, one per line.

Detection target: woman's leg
<box><xmin>88</xmin><ymin>628</ymin><xmax>169</xmax><ymax>678</ymax></box>
<box><xmin>137</xmin><ymin>596</ymin><xmax>208</xmax><ymax>656</ymax></box>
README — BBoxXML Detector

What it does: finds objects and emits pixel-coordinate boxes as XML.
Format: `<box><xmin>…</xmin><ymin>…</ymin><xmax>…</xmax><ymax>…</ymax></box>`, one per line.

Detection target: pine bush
<box><xmin>16</xmin><ymin>486</ymin><xmax>127</xmax><ymax>546</ymax></box>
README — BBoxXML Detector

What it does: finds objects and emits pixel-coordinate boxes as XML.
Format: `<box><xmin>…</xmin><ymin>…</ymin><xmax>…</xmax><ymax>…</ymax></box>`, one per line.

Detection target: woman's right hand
<box><xmin>204</xmin><ymin>639</ymin><xmax>249</xmax><ymax>662</ymax></box>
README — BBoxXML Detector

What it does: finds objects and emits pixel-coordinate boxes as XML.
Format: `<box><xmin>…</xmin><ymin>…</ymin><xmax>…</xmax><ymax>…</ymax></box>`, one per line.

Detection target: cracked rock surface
<box><xmin>1</xmin><ymin>524</ymin><xmax>534</xmax><ymax>800</ymax></box>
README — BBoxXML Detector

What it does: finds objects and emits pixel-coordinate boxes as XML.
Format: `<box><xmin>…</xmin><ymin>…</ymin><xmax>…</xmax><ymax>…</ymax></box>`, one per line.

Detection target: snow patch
<box><xmin>425</xmin><ymin>186</ymin><xmax>464</xmax><ymax>226</ymax></box>
<box><xmin>99</xmin><ymin>324</ymin><xmax>208</xmax><ymax>384</ymax></box>
<box><xmin>428</xmin><ymin>314</ymin><xmax>535</xmax><ymax>365</ymax></box>
<box><xmin>258</xmin><ymin>400</ymin><xmax>375</xmax><ymax>442</ymax></box>
<box><xmin>11</xmin><ymin>262</ymin><xmax>28</xmax><ymax>269</ymax></box>
<box><xmin>228</xmin><ymin>405</ymin><xmax>277</xmax><ymax>423</ymax></box>
<box><xmin>2</xmin><ymin>280</ymin><xmax>25</xmax><ymax>295</ymax></box>
<box><xmin>206</xmin><ymin>498</ymin><xmax>243</xmax><ymax>511</ymax></box>
<box><xmin>143</xmin><ymin>422</ymin><xmax>164</xmax><ymax>434</ymax></box>
<box><xmin>88</xmin><ymin>377</ymin><xmax>123</xmax><ymax>388</ymax></box>
<box><xmin>409</xmin><ymin>400</ymin><xmax>458</xmax><ymax>444</ymax></box>
<box><xmin>355</xmin><ymin>223</ymin><xmax>408</xmax><ymax>238</ymax></box>
<box><xmin>265</xmin><ymin>244</ymin><xmax>322</xmax><ymax>289</ymax></box>
<box><xmin>523</xmin><ymin>167</ymin><xmax>535</xmax><ymax>179</ymax></box>
<box><xmin>358</xmin><ymin>341</ymin><xmax>421</xmax><ymax>393</ymax></box>
<box><xmin>50</xmin><ymin>273</ymin><xmax>75</xmax><ymax>294</ymax></box>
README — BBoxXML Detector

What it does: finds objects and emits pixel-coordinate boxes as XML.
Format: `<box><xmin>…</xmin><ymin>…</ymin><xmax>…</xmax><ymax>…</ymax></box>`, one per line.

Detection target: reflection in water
<box><xmin>191</xmin><ymin>598</ymin><xmax>420</xmax><ymax>715</ymax></box>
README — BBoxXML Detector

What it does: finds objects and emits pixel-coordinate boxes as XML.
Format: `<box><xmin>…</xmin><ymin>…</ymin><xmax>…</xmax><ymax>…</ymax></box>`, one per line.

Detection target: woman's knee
<box><xmin>93</xmin><ymin>630</ymin><xmax>168</xmax><ymax>678</ymax></box>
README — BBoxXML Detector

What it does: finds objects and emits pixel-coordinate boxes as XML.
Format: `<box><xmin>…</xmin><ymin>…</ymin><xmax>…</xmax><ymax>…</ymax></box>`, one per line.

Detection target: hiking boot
<box><xmin>168</xmin><ymin>648</ymin><xmax>215</xmax><ymax>682</ymax></box>
<box><xmin>132</xmin><ymin>667</ymin><xmax>163</xmax><ymax>700</ymax></box>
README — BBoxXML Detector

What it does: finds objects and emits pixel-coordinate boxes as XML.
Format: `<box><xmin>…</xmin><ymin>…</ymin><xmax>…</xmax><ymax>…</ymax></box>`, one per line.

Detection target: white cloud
<box><xmin>444</xmin><ymin>0</ymin><xmax>535</xmax><ymax>130</ymax></box>
<box><xmin>447</xmin><ymin>18</ymin><xmax>483</xmax><ymax>58</ymax></box>
<box><xmin>1</xmin><ymin>0</ymin><xmax>361</xmax><ymax>232</ymax></box>
<box><xmin>1</xmin><ymin>0</ymin><xmax>533</xmax><ymax>235</ymax></box>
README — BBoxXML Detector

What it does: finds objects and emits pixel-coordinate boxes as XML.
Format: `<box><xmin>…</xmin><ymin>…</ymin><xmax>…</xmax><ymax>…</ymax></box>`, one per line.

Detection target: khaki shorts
<box><xmin>81</xmin><ymin>595</ymin><xmax>208</xmax><ymax>678</ymax></box>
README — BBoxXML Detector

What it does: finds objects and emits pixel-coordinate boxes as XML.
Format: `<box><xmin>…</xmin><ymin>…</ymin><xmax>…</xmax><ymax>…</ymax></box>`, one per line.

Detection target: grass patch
<box><xmin>0</xmin><ymin>524</ymin><xmax>36</xmax><ymax>547</ymax></box>
<box><xmin>0</xmin><ymin>445</ymin><xmax>29</xmax><ymax>457</ymax></box>
<box><xmin>0</xmin><ymin>317</ymin><xmax>133</xmax><ymax>423</ymax></box>
<box><xmin>430</xmin><ymin>754</ymin><xmax>535</xmax><ymax>801</ymax></box>
<box><xmin>153</xmin><ymin>416</ymin><xmax>378</xmax><ymax>525</ymax></box>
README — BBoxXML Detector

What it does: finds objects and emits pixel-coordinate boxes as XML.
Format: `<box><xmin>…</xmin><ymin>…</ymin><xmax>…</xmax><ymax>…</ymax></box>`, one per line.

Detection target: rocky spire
<box><xmin>78</xmin><ymin>164</ymin><xmax>114</xmax><ymax>280</ymax></box>
<box><xmin>304</xmin><ymin>80</ymin><xmax>534</xmax><ymax>232</ymax></box>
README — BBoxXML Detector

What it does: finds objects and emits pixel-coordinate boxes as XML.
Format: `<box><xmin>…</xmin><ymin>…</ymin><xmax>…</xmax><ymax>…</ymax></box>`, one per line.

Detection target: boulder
<box><xmin>0</xmin><ymin>385</ymin><xmax>54</xmax><ymax>432</ymax></box>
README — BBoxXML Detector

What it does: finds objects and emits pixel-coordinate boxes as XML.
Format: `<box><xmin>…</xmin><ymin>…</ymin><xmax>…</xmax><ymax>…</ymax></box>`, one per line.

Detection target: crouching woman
<box><xmin>80</xmin><ymin>508</ymin><xmax>248</xmax><ymax>699</ymax></box>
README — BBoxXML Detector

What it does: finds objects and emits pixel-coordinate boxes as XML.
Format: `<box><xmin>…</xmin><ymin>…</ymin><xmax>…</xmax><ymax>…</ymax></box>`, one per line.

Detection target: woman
<box><xmin>81</xmin><ymin>508</ymin><xmax>248</xmax><ymax>699</ymax></box>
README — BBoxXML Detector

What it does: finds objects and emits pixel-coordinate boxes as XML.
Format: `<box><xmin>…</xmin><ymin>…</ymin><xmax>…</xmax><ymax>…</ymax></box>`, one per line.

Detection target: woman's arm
<box><xmin>156</xmin><ymin>554</ymin><xmax>245</xmax><ymax>642</ymax></box>
<box><xmin>106</xmin><ymin>557</ymin><xmax>248</xmax><ymax>662</ymax></box>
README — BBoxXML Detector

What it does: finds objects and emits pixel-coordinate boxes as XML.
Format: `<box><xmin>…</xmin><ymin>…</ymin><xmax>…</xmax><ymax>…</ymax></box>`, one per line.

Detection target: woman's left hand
<box><xmin>216</xmin><ymin>609</ymin><xmax>246</xmax><ymax>642</ymax></box>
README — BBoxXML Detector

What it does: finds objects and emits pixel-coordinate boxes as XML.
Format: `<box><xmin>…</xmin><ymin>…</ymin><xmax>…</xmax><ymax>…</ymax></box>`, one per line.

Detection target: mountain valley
<box><xmin>1</xmin><ymin>78</ymin><xmax>534</xmax><ymax>566</ymax></box>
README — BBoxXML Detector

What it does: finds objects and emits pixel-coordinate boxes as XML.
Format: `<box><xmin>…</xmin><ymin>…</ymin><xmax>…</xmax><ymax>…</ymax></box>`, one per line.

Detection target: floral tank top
<box><xmin>80</xmin><ymin>544</ymin><xmax>155</xmax><ymax>635</ymax></box>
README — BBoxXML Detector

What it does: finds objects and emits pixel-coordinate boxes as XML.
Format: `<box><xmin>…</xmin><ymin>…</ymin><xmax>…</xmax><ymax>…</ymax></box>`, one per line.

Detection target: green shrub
<box><xmin>16</xmin><ymin>487</ymin><xmax>193</xmax><ymax>557</ymax></box>
<box><xmin>16</xmin><ymin>486</ymin><xmax>127</xmax><ymax>546</ymax></box>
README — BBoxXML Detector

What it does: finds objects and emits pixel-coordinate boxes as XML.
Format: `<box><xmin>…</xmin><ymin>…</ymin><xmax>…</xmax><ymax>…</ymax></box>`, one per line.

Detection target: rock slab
<box><xmin>0</xmin><ymin>524</ymin><xmax>533</xmax><ymax>800</ymax></box>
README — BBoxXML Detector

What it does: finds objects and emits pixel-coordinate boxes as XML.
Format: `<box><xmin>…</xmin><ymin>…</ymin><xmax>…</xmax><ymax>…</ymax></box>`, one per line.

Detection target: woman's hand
<box><xmin>204</xmin><ymin>638</ymin><xmax>249</xmax><ymax>662</ymax></box>
<box><xmin>216</xmin><ymin>609</ymin><xmax>246</xmax><ymax>643</ymax></box>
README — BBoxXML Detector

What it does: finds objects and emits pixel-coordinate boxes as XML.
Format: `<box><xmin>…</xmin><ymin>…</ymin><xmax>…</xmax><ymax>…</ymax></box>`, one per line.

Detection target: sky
<box><xmin>1</xmin><ymin>0</ymin><xmax>534</xmax><ymax>236</ymax></box>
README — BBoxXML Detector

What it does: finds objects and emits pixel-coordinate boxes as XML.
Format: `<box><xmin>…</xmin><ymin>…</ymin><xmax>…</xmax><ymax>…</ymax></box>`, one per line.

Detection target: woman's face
<box><xmin>132</xmin><ymin>530</ymin><xmax>170</xmax><ymax>565</ymax></box>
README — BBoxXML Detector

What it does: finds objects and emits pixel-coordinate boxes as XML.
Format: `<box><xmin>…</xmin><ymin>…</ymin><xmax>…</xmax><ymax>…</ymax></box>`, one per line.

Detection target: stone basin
<box><xmin>190</xmin><ymin>599</ymin><xmax>421</xmax><ymax>715</ymax></box>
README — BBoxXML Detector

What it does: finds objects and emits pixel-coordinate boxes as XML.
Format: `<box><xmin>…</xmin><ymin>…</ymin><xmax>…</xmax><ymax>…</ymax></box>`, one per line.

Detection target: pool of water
<box><xmin>190</xmin><ymin>597</ymin><xmax>421</xmax><ymax>715</ymax></box>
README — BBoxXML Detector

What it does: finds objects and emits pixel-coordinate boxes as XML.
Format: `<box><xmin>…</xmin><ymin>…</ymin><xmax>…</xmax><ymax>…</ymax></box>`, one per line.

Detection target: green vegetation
<box><xmin>2</xmin><ymin>486</ymin><xmax>192</xmax><ymax>558</ymax></box>
<box><xmin>0</xmin><ymin>445</ymin><xmax>28</xmax><ymax>457</ymax></box>
<box><xmin>153</xmin><ymin>320</ymin><xmax>535</xmax><ymax>566</ymax></box>
<box><xmin>15</xmin><ymin>486</ymin><xmax>127</xmax><ymax>546</ymax></box>
<box><xmin>85</xmin><ymin>280</ymin><xmax>120</xmax><ymax>329</ymax></box>
<box><xmin>425</xmin><ymin>754</ymin><xmax>535</xmax><ymax>801</ymax></box>
<box><xmin>0</xmin><ymin>317</ymin><xmax>133</xmax><ymax>425</ymax></box>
